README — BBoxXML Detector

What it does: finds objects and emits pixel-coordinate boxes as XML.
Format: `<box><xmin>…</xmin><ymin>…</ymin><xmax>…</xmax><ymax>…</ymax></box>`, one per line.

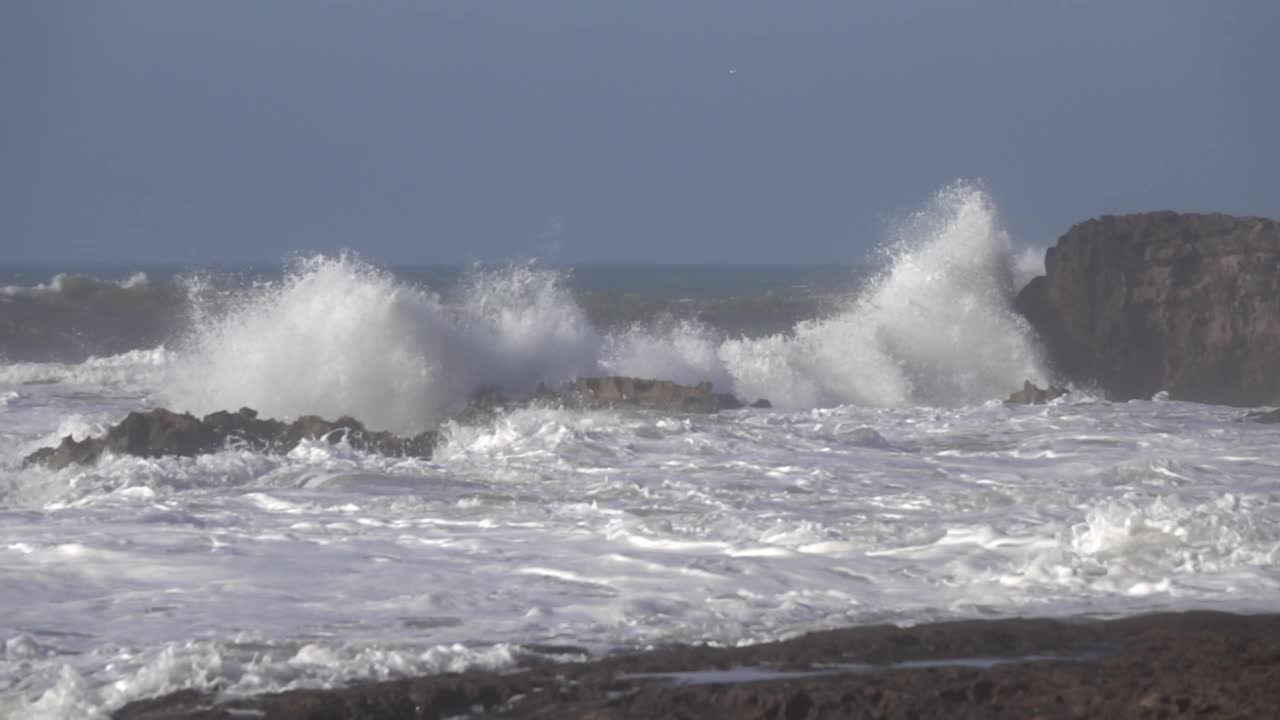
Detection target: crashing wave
<box><xmin>156</xmin><ymin>183</ymin><xmax>1046</xmax><ymax>431</ymax></box>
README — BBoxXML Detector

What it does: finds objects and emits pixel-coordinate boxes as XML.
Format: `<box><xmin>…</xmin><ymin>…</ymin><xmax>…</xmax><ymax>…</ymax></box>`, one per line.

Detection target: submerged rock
<box><xmin>23</xmin><ymin>407</ymin><xmax>439</xmax><ymax>470</ymax></box>
<box><xmin>21</xmin><ymin>433</ymin><xmax>101</xmax><ymax>469</ymax></box>
<box><xmin>565</xmin><ymin>376</ymin><xmax>744</xmax><ymax>413</ymax></box>
<box><xmin>1017</xmin><ymin>211</ymin><xmax>1280</xmax><ymax>405</ymax></box>
<box><xmin>1243</xmin><ymin>407</ymin><xmax>1280</xmax><ymax>424</ymax></box>
<box><xmin>457</xmin><ymin>376</ymin><xmax>759</xmax><ymax>418</ymax></box>
<box><xmin>1005</xmin><ymin>381</ymin><xmax>1068</xmax><ymax>405</ymax></box>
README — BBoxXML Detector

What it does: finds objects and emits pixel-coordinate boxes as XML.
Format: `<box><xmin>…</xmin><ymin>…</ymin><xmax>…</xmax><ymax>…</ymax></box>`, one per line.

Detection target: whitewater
<box><xmin>3</xmin><ymin>184</ymin><xmax>1279</xmax><ymax>719</ymax></box>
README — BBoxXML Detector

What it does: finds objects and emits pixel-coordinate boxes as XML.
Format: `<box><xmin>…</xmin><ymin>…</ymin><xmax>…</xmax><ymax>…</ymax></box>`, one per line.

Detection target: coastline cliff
<box><xmin>1017</xmin><ymin>211</ymin><xmax>1280</xmax><ymax>405</ymax></box>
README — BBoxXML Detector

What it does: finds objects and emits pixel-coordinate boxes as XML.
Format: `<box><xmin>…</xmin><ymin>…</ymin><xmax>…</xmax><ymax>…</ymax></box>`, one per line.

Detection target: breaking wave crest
<box><xmin>163</xmin><ymin>257</ymin><xmax>600</xmax><ymax>434</ymax></box>
<box><xmin>717</xmin><ymin>182</ymin><xmax>1047</xmax><ymax>407</ymax></box>
<box><xmin>606</xmin><ymin>181</ymin><xmax>1047</xmax><ymax>407</ymax></box>
<box><xmin>155</xmin><ymin>182</ymin><xmax>1044</xmax><ymax>430</ymax></box>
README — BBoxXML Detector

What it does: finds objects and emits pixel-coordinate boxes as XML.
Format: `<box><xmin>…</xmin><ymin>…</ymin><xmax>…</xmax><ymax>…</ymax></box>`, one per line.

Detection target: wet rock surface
<box><xmin>564</xmin><ymin>376</ymin><xmax>746</xmax><ymax>413</ymax></box>
<box><xmin>462</xmin><ymin>377</ymin><xmax>753</xmax><ymax>419</ymax></box>
<box><xmin>23</xmin><ymin>377</ymin><xmax>760</xmax><ymax>469</ymax></box>
<box><xmin>1005</xmin><ymin>381</ymin><xmax>1069</xmax><ymax>405</ymax></box>
<box><xmin>1016</xmin><ymin>211</ymin><xmax>1280</xmax><ymax>405</ymax></box>
<box><xmin>114</xmin><ymin>611</ymin><xmax>1280</xmax><ymax>719</ymax></box>
<box><xmin>23</xmin><ymin>407</ymin><xmax>439</xmax><ymax>470</ymax></box>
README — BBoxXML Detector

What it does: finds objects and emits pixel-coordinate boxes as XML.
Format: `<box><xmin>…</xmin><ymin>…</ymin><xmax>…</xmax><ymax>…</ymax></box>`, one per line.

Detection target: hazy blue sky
<box><xmin>3</xmin><ymin>1</ymin><xmax>1277</xmax><ymax>264</ymax></box>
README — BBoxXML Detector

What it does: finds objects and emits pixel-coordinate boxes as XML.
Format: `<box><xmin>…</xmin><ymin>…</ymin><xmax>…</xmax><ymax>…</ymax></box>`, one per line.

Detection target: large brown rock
<box><xmin>1017</xmin><ymin>211</ymin><xmax>1280</xmax><ymax>405</ymax></box>
<box><xmin>104</xmin><ymin>409</ymin><xmax>220</xmax><ymax>457</ymax></box>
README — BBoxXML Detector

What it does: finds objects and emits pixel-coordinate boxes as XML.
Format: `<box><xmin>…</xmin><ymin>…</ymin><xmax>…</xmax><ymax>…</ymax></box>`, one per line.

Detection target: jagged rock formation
<box><xmin>23</xmin><ymin>377</ymin><xmax>765</xmax><ymax>469</ymax></box>
<box><xmin>1017</xmin><ymin>212</ymin><xmax>1280</xmax><ymax>405</ymax></box>
<box><xmin>23</xmin><ymin>407</ymin><xmax>438</xmax><ymax>470</ymax></box>
<box><xmin>1004</xmin><ymin>381</ymin><xmax>1068</xmax><ymax>405</ymax></box>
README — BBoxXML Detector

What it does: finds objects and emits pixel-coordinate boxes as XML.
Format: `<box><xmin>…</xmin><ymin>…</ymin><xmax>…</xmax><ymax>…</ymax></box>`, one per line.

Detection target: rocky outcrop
<box><xmin>458</xmin><ymin>376</ymin><xmax>763</xmax><ymax>422</ymax></box>
<box><xmin>23</xmin><ymin>407</ymin><xmax>439</xmax><ymax>470</ymax></box>
<box><xmin>565</xmin><ymin>376</ymin><xmax>747</xmax><ymax>413</ymax></box>
<box><xmin>1017</xmin><ymin>212</ymin><xmax>1280</xmax><ymax>405</ymax></box>
<box><xmin>1004</xmin><ymin>381</ymin><xmax>1068</xmax><ymax>405</ymax></box>
<box><xmin>23</xmin><ymin>378</ymin><xmax>763</xmax><ymax>470</ymax></box>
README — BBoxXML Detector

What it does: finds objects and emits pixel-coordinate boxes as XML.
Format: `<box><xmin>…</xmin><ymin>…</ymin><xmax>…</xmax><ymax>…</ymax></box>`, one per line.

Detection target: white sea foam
<box><xmin>4</xmin><ymin>395</ymin><xmax>1280</xmax><ymax>718</ymax></box>
<box><xmin>3</xmin><ymin>639</ymin><xmax>518</xmax><ymax>720</ymax></box>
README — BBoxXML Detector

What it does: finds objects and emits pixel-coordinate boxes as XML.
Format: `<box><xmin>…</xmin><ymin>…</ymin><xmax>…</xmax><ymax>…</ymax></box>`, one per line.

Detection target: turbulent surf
<box><xmin>3</xmin><ymin>184</ymin><xmax>1277</xmax><ymax>719</ymax></box>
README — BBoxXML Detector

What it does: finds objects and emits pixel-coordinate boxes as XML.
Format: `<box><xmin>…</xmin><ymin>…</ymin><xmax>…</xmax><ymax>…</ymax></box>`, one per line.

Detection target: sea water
<box><xmin>3</xmin><ymin>183</ymin><xmax>1278</xmax><ymax>718</ymax></box>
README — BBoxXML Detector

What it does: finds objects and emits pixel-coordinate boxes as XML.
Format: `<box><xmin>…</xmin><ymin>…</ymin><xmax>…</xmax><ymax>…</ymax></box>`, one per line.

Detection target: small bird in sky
<box><xmin>728</xmin><ymin>67</ymin><xmax>736</xmax><ymax>78</ymax></box>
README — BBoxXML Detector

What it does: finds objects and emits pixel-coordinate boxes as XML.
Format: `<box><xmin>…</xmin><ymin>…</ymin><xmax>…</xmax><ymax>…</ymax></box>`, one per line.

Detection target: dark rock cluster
<box><xmin>1004</xmin><ymin>381</ymin><xmax>1069</xmax><ymax>405</ymax></box>
<box><xmin>565</xmin><ymin>376</ymin><xmax>763</xmax><ymax>413</ymax></box>
<box><xmin>22</xmin><ymin>377</ymin><xmax>765</xmax><ymax>470</ymax></box>
<box><xmin>1016</xmin><ymin>211</ymin><xmax>1280</xmax><ymax>405</ymax></box>
<box><xmin>23</xmin><ymin>407</ymin><xmax>439</xmax><ymax>470</ymax></box>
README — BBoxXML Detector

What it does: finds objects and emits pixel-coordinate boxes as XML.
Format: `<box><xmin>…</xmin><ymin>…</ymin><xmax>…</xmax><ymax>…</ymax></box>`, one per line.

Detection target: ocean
<box><xmin>3</xmin><ymin>185</ymin><xmax>1278</xmax><ymax>718</ymax></box>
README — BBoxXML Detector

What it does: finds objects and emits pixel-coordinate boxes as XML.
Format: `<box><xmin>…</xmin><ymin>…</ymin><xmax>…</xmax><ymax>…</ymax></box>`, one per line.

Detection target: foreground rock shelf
<box><xmin>23</xmin><ymin>376</ymin><xmax>761</xmax><ymax>469</ymax></box>
<box><xmin>115</xmin><ymin>611</ymin><xmax>1280</xmax><ymax>719</ymax></box>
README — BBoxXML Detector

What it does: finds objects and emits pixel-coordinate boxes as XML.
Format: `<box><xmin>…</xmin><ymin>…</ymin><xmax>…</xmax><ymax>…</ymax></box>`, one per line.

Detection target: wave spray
<box><xmin>163</xmin><ymin>182</ymin><xmax>1046</xmax><ymax>430</ymax></box>
<box><xmin>716</xmin><ymin>182</ymin><xmax>1047</xmax><ymax>407</ymax></box>
<box><xmin>164</xmin><ymin>256</ymin><xmax>601</xmax><ymax>433</ymax></box>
